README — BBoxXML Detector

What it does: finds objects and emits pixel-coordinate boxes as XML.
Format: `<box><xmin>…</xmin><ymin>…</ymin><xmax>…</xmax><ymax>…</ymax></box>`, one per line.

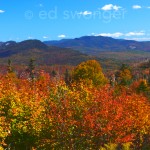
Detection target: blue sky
<box><xmin>0</xmin><ymin>0</ymin><xmax>150</xmax><ymax>41</ymax></box>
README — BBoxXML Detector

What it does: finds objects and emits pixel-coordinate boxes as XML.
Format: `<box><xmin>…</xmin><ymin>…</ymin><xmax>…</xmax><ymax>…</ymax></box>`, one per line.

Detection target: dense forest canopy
<box><xmin>0</xmin><ymin>59</ymin><xmax>149</xmax><ymax>150</ymax></box>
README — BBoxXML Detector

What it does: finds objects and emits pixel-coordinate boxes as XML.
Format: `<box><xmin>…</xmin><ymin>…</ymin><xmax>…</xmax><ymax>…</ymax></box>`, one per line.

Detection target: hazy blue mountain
<box><xmin>44</xmin><ymin>36</ymin><xmax>150</xmax><ymax>55</ymax></box>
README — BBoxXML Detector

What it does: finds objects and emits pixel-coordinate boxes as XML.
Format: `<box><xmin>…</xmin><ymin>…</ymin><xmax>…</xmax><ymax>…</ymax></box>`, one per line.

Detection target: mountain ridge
<box><xmin>1</xmin><ymin>37</ymin><xmax>150</xmax><ymax>70</ymax></box>
<box><xmin>0</xmin><ymin>39</ymin><xmax>94</xmax><ymax>66</ymax></box>
<box><xmin>44</xmin><ymin>36</ymin><xmax>150</xmax><ymax>55</ymax></box>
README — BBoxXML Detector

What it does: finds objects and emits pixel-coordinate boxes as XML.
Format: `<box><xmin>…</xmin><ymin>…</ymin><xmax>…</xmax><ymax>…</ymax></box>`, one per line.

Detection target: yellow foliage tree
<box><xmin>72</xmin><ymin>60</ymin><xmax>107</xmax><ymax>87</ymax></box>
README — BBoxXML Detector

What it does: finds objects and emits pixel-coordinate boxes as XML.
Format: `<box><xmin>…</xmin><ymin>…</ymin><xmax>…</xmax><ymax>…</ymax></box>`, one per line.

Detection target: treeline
<box><xmin>0</xmin><ymin>60</ymin><xmax>150</xmax><ymax>150</ymax></box>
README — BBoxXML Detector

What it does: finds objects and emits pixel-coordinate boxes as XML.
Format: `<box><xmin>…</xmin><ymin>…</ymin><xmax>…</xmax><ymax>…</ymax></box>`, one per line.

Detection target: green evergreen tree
<box><xmin>64</xmin><ymin>69</ymin><xmax>71</xmax><ymax>85</ymax></box>
<box><xmin>51</xmin><ymin>70</ymin><xmax>57</xmax><ymax>77</ymax></box>
<box><xmin>116</xmin><ymin>64</ymin><xmax>132</xmax><ymax>86</ymax></box>
<box><xmin>7</xmin><ymin>59</ymin><xmax>13</xmax><ymax>73</ymax></box>
<box><xmin>28</xmin><ymin>59</ymin><xmax>36</xmax><ymax>80</ymax></box>
<box><xmin>137</xmin><ymin>80</ymin><xmax>149</xmax><ymax>93</ymax></box>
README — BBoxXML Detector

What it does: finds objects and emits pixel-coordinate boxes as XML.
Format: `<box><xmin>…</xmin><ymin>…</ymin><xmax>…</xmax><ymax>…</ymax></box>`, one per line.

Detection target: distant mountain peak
<box><xmin>18</xmin><ymin>39</ymin><xmax>48</xmax><ymax>49</ymax></box>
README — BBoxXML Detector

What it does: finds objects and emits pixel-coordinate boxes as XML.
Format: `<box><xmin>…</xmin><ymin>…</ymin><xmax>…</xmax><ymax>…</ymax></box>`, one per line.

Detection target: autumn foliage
<box><xmin>0</xmin><ymin>60</ymin><xmax>150</xmax><ymax>149</ymax></box>
<box><xmin>72</xmin><ymin>60</ymin><xmax>107</xmax><ymax>87</ymax></box>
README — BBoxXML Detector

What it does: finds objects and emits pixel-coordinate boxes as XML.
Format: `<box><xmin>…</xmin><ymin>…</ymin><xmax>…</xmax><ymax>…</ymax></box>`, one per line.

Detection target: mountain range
<box><xmin>0</xmin><ymin>40</ymin><xmax>93</xmax><ymax>66</ymax></box>
<box><xmin>44</xmin><ymin>36</ymin><xmax>150</xmax><ymax>66</ymax></box>
<box><xmin>1</xmin><ymin>36</ymin><xmax>150</xmax><ymax>70</ymax></box>
<box><xmin>44</xmin><ymin>36</ymin><xmax>150</xmax><ymax>54</ymax></box>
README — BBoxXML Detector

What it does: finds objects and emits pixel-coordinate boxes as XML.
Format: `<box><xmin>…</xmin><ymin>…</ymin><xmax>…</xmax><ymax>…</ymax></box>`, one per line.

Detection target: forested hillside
<box><xmin>0</xmin><ymin>40</ymin><xmax>94</xmax><ymax>66</ymax></box>
<box><xmin>0</xmin><ymin>60</ymin><xmax>149</xmax><ymax>150</ymax></box>
<box><xmin>1</xmin><ymin>38</ymin><xmax>150</xmax><ymax>71</ymax></box>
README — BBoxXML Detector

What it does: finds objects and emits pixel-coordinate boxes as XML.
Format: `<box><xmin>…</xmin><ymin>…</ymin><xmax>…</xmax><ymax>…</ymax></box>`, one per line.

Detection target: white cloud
<box><xmin>125</xmin><ymin>31</ymin><xmax>145</xmax><ymax>36</ymax></box>
<box><xmin>132</xmin><ymin>5</ymin><xmax>142</xmax><ymax>9</ymax></box>
<box><xmin>96</xmin><ymin>32</ymin><xmax>123</xmax><ymax>38</ymax></box>
<box><xmin>101</xmin><ymin>4</ymin><xmax>113</xmax><ymax>11</ymax></box>
<box><xmin>43</xmin><ymin>36</ymin><xmax>48</xmax><ymax>39</ymax></box>
<box><xmin>126</xmin><ymin>38</ymin><xmax>150</xmax><ymax>41</ymax></box>
<box><xmin>147</xmin><ymin>7</ymin><xmax>150</xmax><ymax>9</ymax></box>
<box><xmin>58</xmin><ymin>34</ymin><xmax>66</xmax><ymax>38</ymax></box>
<box><xmin>28</xmin><ymin>36</ymin><xmax>33</xmax><ymax>39</ymax></box>
<box><xmin>113</xmin><ymin>5</ymin><xmax>122</xmax><ymax>11</ymax></box>
<box><xmin>78</xmin><ymin>11</ymin><xmax>92</xmax><ymax>16</ymax></box>
<box><xmin>91</xmin><ymin>33</ymin><xmax>96</xmax><ymax>35</ymax></box>
<box><xmin>101</xmin><ymin>4</ymin><xmax>122</xmax><ymax>11</ymax></box>
<box><xmin>0</xmin><ymin>10</ymin><xmax>5</xmax><ymax>13</ymax></box>
<box><xmin>94</xmin><ymin>31</ymin><xmax>145</xmax><ymax>38</ymax></box>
